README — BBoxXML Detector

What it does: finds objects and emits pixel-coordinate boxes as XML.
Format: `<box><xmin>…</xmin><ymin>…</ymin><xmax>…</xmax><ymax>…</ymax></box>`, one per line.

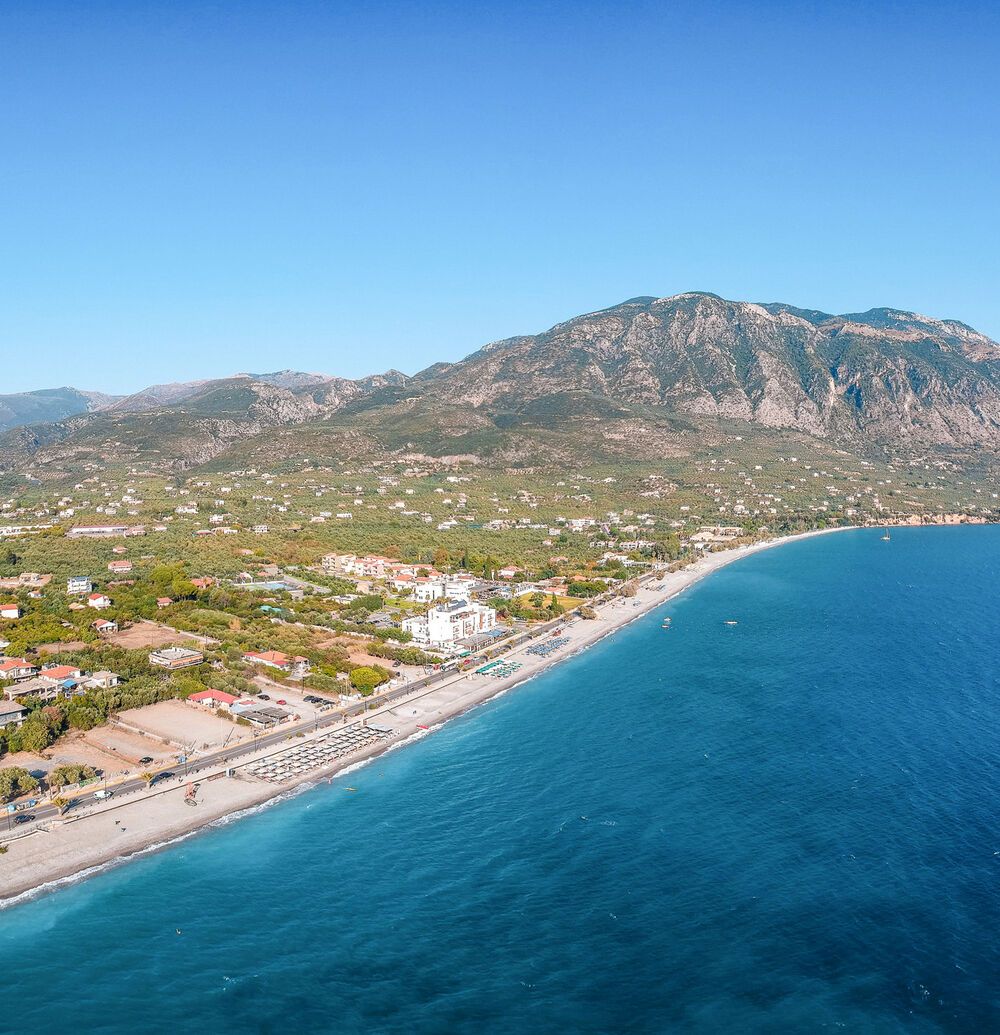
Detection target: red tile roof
<box><xmin>189</xmin><ymin>689</ymin><xmax>237</xmax><ymax>705</ymax></box>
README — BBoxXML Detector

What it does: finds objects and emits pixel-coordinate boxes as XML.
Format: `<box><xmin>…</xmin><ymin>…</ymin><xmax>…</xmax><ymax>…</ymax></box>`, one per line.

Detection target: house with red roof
<box><xmin>87</xmin><ymin>593</ymin><xmax>112</xmax><ymax>610</ymax></box>
<box><xmin>93</xmin><ymin>618</ymin><xmax>119</xmax><ymax>634</ymax></box>
<box><xmin>188</xmin><ymin>689</ymin><xmax>238</xmax><ymax>712</ymax></box>
<box><xmin>40</xmin><ymin>664</ymin><xmax>83</xmax><ymax>682</ymax></box>
<box><xmin>0</xmin><ymin>658</ymin><xmax>38</xmax><ymax>681</ymax></box>
<box><xmin>242</xmin><ymin>650</ymin><xmax>310</xmax><ymax>677</ymax></box>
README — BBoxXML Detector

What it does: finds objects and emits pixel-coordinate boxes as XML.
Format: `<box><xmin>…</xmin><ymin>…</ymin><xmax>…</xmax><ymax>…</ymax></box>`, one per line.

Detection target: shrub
<box><xmin>0</xmin><ymin>767</ymin><xmax>39</xmax><ymax>802</ymax></box>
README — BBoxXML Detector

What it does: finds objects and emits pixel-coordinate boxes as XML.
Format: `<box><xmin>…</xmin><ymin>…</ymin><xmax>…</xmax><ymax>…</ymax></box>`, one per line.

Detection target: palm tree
<box><xmin>140</xmin><ymin>771</ymin><xmax>155</xmax><ymax>789</ymax></box>
<box><xmin>51</xmin><ymin>796</ymin><xmax>70</xmax><ymax>816</ymax></box>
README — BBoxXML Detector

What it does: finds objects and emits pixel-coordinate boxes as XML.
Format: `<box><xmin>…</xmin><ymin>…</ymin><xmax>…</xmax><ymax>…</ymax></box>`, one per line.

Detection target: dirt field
<box><xmin>36</xmin><ymin>640</ymin><xmax>88</xmax><ymax>655</ymax></box>
<box><xmin>108</xmin><ymin>621</ymin><xmax>220</xmax><ymax>649</ymax></box>
<box><xmin>116</xmin><ymin>699</ymin><xmax>251</xmax><ymax>750</ymax></box>
<box><xmin>1</xmin><ymin>749</ymin><xmax>51</xmax><ymax>778</ymax></box>
<box><xmin>107</xmin><ymin>623</ymin><xmax>185</xmax><ymax>649</ymax></box>
<box><xmin>83</xmin><ymin>725</ymin><xmax>175</xmax><ymax>767</ymax></box>
<box><xmin>317</xmin><ymin>634</ymin><xmax>422</xmax><ymax>676</ymax></box>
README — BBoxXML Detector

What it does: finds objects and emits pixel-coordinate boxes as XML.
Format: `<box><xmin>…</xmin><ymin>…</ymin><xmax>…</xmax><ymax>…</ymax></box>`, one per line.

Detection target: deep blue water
<box><xmin>2</xmin><ymin>527</ymin><xmax>999</xmax><ymax>1034</ymax></box>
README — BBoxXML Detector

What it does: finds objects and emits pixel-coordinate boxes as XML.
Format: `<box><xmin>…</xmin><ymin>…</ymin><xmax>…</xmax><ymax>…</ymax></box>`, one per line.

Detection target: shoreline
<box><xmin>0</xmin><ymin>524</ymin><xmax>855</xmax><ymax>908</ymax></box>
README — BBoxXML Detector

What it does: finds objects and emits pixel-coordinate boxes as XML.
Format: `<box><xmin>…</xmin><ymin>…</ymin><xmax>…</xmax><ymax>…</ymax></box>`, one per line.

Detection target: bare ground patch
<box><xmin>106</xmin><ymin>623</ymin><xmax>186</xmax><ymax>649</ymax></box>
<box><xmin>116</xmin><ymin>699</ymin><xmax>251</xmax><ymax>751</ymax></box>
<box><xmin>36</xmin><ymin>640</ymin><xmax>88</xmax><ymax>655</ymax></box>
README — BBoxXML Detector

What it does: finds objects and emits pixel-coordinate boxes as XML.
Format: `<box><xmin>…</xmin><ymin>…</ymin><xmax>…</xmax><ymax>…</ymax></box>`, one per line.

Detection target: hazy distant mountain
<box><xmin>2</xmin><ymin>294</ymin><xmax>998</xmax><ymax>473</ymax></box>
<box><xmin>0</xmin><ymin>387</ymin><xmax>119</xmax><ymax>433</ymax></box>
<box><xmin>243</xmin><ymin>370</ymin><xmax>333</xmax><ymax>391</ymax></box>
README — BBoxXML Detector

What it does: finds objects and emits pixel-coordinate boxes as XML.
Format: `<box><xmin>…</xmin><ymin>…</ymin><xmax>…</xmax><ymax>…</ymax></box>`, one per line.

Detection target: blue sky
<box><xmin>3</xmin><ymin>0</ymin><xmax>999</xmax><ymax>394</ymax></box>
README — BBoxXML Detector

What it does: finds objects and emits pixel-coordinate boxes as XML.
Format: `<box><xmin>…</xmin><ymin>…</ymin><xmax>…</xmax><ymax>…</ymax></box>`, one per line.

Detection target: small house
<box><xmin>0</xmin><ymin>700</ymin><xmax>28</xmax><ymax>727</ymax></box>
<box><xmin>0</xmin><ymin>658</ymin><xmax>39</xmax><ymax>682</ymax></box>
<box><xmin>242</xmin><ymin>650</ymin><xmax>311</xmax><ymax>678</ymax></box>
<box><xmin>188</xmin><ymin>689</ymin><xmax>238</xmax><ymax>712</ymax></box>
<box><xmin>149</xmin><ymin>647</ymin><xmax>205</xmax><ymax>670</ymax></box>
<box><xmin>85</xmin><ymin>670</ymin><xmax>120</xmax><ymax>690</ymax></box>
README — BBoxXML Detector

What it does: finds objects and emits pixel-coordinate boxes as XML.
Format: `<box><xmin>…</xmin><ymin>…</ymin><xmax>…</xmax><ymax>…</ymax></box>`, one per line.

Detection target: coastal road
<box><xmin>10</xmin><ymin>570</ymin><xmax>665</xmax><ymax>829</ymax></box>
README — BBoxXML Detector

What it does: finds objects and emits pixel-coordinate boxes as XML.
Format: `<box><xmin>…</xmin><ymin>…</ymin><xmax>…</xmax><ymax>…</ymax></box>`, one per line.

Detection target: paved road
<box><xmin>9</xmin><ymin>569</ymin><xmax>664</xmax><ymax>829</ymax></box>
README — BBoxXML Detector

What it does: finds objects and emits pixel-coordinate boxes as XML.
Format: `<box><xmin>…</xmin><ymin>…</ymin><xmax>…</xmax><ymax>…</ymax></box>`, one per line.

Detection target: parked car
<box><xmin>138</xmin><ymin>756</ymin><xmax>154</xmax><ymax>765</ymax></box>
<box><xmin>276</xmin><ymin>699</ymin><xmax>287</xmax><ymax>705</ymax></box>
<box><xmin>258</xmin><ymin>693</ymin><xmax>270</xmax><ymax>701</ymax></box>
<box><xmin>14</xmin><ymin>813</ymin><xmax>36</xmax><ymax>825</ymax></box>
<box><xmin>93</xmin><ymin>789</ymin><xmax>113</xmax><ymax>800</ymax></box>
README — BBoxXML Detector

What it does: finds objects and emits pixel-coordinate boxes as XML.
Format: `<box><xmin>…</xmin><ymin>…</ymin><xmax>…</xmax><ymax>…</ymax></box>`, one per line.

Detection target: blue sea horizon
<box><xmin>2</xmin><ymin>526</ymin><xmax>998</xmax><ymax>1033</ymax></box>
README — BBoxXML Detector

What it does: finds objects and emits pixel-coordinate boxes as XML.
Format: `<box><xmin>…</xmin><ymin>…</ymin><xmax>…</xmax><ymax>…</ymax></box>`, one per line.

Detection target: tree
<box><xmin>349</xmin><ymin>666</ymin><xmax>390</xmax><ymax>696</ymax></box>
<box><xmin>433</xmin><ymin>548</ymin><xmax>450</xmax><ymax>571</ymax></box>
<box><xmin>51</xmin><ymin>795</ymin><xmax>70</xmax><ymax>815</ymax></box>
<box><xmin>0</xmin><ymin>767</ymin><xmax>39</xmax><ymax>802</ymax></box>
<box><xmin>140</xmin><ymin>771</ymin><xmax>156</xmax><ymax>788</ymax></box>
<box><xmin>567</xmin><ymin>580</ymin><xmax>606</xmax><ymax>598</ymax></box>
<box><xmin>9</xmin><ymin>717</ymin><xmax>56</xmax><ymax>755</ymax></box>
<box><xmin>49</xmin><ymin>764</ymin><xmax>97</xmax><ymax>788</ymax></box>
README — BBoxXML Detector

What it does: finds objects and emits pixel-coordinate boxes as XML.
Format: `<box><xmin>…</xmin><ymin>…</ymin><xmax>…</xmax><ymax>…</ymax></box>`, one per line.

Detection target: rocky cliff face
<box><xmin>414</xmin><ymin>293</ymin><xmax>1000</xmax><ymax>449</ymax></box>
<box><xmin>3</xmin><ymin>294</ymin><xmax>999</xmax><ymax>475</ymax></box>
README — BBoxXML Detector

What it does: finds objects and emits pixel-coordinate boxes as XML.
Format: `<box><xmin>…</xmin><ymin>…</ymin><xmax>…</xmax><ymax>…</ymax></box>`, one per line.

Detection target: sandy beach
<box><xmin>0</xmin><ymin>525</ymin><xmax>852</xmax><ymax>907</ymax></box>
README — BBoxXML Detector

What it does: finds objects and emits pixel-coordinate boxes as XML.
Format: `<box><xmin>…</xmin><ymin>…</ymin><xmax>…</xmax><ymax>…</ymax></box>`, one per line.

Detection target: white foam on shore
<box><xmin>1</xmin><ymin>526</ymin><xmax>857</xmax><ymax>909</ymax></box>
<box><xmin>0</xmin><ymin>781</ymin><xmax>321</xmax><ymax>910</ymax></box>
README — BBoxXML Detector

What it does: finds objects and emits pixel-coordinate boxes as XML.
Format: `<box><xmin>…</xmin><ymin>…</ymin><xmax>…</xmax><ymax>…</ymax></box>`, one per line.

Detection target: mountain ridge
<box><xmin>3</xmin><ymin>292</ymin><xmax>998</xmax><ymax>473</ymax></box>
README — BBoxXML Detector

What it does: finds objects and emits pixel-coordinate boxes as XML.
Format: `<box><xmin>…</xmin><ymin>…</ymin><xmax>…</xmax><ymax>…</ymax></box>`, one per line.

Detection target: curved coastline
<box><xmin>0</xmin><ymin>524</ymin><xmax>856</xmax><ymax>908</ymax></box>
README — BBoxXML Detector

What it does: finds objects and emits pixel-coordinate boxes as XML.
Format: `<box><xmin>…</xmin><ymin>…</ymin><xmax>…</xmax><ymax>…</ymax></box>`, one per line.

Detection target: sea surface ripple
<box><xmin>1</xmin><ymin>526</ymin><xmax>997</xmax><ymax>1034</ymax></box>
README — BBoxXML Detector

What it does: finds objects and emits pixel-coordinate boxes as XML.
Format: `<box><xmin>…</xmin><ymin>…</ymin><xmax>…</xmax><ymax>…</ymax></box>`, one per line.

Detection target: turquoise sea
<box><xmin>1</xmin><ymin>527</ymin><xmax>998</xmax><ymax>1033</ymax></box>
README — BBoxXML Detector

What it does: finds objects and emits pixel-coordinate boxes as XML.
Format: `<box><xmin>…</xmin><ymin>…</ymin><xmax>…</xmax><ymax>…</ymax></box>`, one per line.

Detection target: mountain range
<box><xmin>4</xmin><ymin>292</ymin><xmax>999</xmax><ymax>474</ymax></box>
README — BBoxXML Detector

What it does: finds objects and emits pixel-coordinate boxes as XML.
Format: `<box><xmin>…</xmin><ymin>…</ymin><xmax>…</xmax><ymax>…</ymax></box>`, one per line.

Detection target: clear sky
<box><xmin>3</xmin><ymin>0</ymin><xmax>999</xmax><ymax>394</ymax></box>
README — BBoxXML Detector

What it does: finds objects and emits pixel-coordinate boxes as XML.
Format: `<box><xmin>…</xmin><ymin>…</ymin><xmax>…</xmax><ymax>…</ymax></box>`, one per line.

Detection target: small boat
<box><xmin>724</xmin><ymin>620</ymin><xmax>738</xmax><ymax>626</ymax></box>
<box><xmin>417</xmin><ymin>724</ymin><xmax>430</xmax><ymax>730</ymax></box>
<box><xmin>881</xmin><ymin>529</ymin><xmax>891</xmax><ymax>541</ymax></box>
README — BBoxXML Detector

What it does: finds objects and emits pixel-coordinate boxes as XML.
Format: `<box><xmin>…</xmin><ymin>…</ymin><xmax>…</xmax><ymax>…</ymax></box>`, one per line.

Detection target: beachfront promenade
<box><xmin>1</xmin><ymin>568</ymin><xmax>663</xmax><ymax>837</ymax></box>
<box><xmin>0</xmin><ymin>529</ymin><xmax>852</xmax><ymax>904</ymax></box>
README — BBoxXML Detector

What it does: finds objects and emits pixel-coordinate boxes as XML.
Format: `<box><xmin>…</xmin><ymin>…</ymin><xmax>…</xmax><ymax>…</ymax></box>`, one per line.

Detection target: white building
<box><xmin>402</xmin><ymin>600</ymin><xmax>497</xmax><ymax>649</ymax></box>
